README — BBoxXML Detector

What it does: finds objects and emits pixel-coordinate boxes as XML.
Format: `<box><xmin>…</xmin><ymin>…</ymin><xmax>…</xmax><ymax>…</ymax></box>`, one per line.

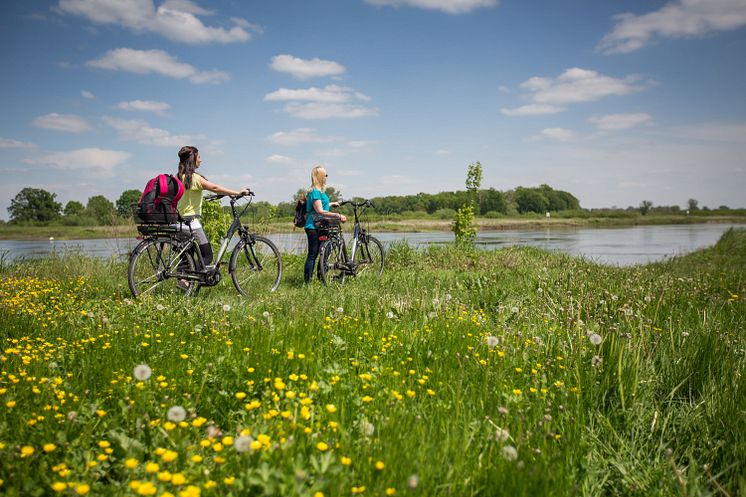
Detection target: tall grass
<box><xmin>0</xmin><ymin>230</ymin><xmax>744</xmax><ymax>496</ymax></box>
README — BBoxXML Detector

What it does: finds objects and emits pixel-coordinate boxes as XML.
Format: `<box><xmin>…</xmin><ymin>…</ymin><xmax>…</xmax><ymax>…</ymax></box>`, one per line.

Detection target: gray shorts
<box><xmin>174</xmin><ymin>218</ymin><xmax>209</xmax><ymax>245</ymax></box>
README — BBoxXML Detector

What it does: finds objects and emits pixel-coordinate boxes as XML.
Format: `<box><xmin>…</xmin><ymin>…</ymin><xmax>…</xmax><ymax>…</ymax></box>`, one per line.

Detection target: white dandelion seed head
<box><xmin>495</xmin><ymin>427</ymin><xmax>510</xmax><ymax>442</ymax></box>
<box><xmin>167</xmin><ymin>405</ymin><xmax>186</xmax><ymax>422</ymax></box>
<box><xmin>486</xmin><ymin>336</ymin><xmax>499</xmax><ymax>349</ymax></box>
<box><xmin>336</xmin><ymin>307</ymin><xmax>344</xmax><ymax>314</ymax></box>
<box><xmin>407</xmin><ymin>475</ymin><xmax>419</xmax><ymax>489</ymax></box>
<box><xmin>432</xmin><ymin>298</ymin><xmax>440</xmax><ymax>306</ymax></box>
<box><xmin>156</xmin><ymin>304</ymin><xmax>165</xmax><ymax>311</ymax></box>
<box><xmin>589</xmin><ymin>333</ymin><xmax>603</xmax><ymax>346</ymax></box>
<box><xmin>611</xmin><ymin>295</ymin><xmax>618</xmax><ymax>301</ymax></box>
<box><xmin>67</xmin><ymin>410</ymin><xmax>77</xmax><ymax>421</ymax></box>
<box><xmin>206</xmin><ymin>425</ymin><xmax>222</xmax><ymax>439</ymax></box>
<box><xmin>592</xmin><ymin>355</ymin><xmax>603</xmax><ymax>367</ymax></box>
<box><xmin>498</xmin><ymin>406</ymin><xmax>509</xmax><ymax>416</ymax></box>
<box><xmin>234</xmin><ymin>435</ymin><xmax>253</xmax><ymax>453</ymax></box>
<box><xmin>511</xmin><ymin>306</ymin><xmax>519</xmax><ymax>314</ymax></box>
<box><xmin>123</xmin><ymin>298</ymin><xmax>132</xmax><ymax>305</ymax></box>
<box><xmin>444</xmin><ymin>293</ymin><xmax>452</xmax><ymax>301</ymax></box>
<box><xmin>599</xmin><ymin>299</ymin><xmax>606</xmax><ymax>305</ymax></box>
<box><xmin>262</xmin><ymin>311</ymin><xmax>270</xmax><ymax>318</ymax></box>
<box><xmin>386</xmin><ymin>311</ymin><xmax>395</xmax><ymax>319</ymax></box>
<box><xmin>222</xmin><ymin>304</ymin><xmax>231</xmax><ymax>312</ymax></box>
<box><xmin>427</xmin><ymin>311</ymin><xmax>437</xmax><ymax>319</ymax></box>
<box><xmin>133</xmin><ymin>364</ymin><xmax>152</xmax><ymax>381</ymax></box>
<box><xmin>537</xmin><ymin>287</ymin><xmax>543</xmax><ymax>293</ymax></box>
<box><xmin>194</xmin><ymin>324</ymin><xmax>203</xmax><ymax>332</ymax></box>
<box><xmin>360</xmin><ymin>421</ymin><xmax>375</xmax><ymax>437</ymax></box>
<box><xmin>682</xmin><ymin>332</ymin><xmax>690</xmax><ymax>338</ymax></box>
<box><xmin>502</xmin><ymin>445</ymin><xmax>518</xmax><ymax>461</ymax></box>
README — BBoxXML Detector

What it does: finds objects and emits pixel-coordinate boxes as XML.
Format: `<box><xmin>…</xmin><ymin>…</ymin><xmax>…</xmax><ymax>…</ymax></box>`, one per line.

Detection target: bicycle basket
<box><xmin>132</xmin><ymin>202</ymin><xmax>182</xmax><ymax>225</ymax></box>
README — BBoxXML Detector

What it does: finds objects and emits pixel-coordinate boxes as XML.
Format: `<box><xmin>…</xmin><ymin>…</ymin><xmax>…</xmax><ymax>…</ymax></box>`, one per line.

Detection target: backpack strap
<box><xmin>170</xmin><ymin>175</ymin><xmax>185</xmax><ymax>208</ymax></box>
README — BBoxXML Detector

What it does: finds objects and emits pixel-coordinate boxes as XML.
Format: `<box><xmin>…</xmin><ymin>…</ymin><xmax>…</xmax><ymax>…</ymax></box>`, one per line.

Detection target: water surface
<box><xmin>0</xmin><ymin>223</ymin><xmax>741</xmax><ymax>266</ymax></box>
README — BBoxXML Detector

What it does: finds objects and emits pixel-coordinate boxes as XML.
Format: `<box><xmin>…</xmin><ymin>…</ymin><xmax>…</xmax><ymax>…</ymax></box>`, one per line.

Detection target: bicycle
<box><xmin>128</xmin><ymin>191</ymin><xmax>282</xmax><ymax>297</ymax></box>
<box><xmin>317</xmin><ymin>199</ymin><xmax>384</xmax><ymax>285</ymax></box>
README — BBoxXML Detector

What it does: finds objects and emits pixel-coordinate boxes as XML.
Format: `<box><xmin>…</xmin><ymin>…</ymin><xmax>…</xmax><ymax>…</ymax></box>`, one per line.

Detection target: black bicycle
<box><xmin>128</xmin><ymin>191</ymin><xmax>282</xmax><ymax>297</ymax></box>
<box><xmin>317</xmin><ymin>199</ymin><xmax>384</xmax><ymax>285</ymax></box>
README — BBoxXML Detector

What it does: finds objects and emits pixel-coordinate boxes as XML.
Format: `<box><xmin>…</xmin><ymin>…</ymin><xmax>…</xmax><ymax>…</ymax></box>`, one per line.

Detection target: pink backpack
<box><xmin>134</xmin><ymin>174</ymin><xmax>185</xmax><ymax>224</ymax></box>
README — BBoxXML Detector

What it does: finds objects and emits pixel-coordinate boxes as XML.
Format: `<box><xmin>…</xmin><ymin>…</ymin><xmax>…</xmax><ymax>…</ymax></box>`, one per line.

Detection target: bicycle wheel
<box><xmin>128</xmin><ymin>238</ymin><xmax>197</xmax><ymax>297</ymax></box>
<box><xmin>353</xmin><ymin>235</ymin><xmax>385</xmax><ymax>279</ymax></box>
<box><xmin>318</xmin><ymin>239</ymin><xmax>346</xmax><ymax>286</ymax></box>
<box><xmin>229</xmin><ymin>235</ymin><xmax>282</xmax><ymax>296</ymax></box>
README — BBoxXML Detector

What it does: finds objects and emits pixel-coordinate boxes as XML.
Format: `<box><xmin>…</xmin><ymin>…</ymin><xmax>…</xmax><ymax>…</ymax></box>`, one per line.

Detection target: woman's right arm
<box><xmin>198</xmin><ymin>177</ymin><xmax>248</xmax><ymax>196</ymax></box>
<box><xmin>313</xmin><ymin>200</ymin><xmax>346</xmax><ymax>222</ymax></box>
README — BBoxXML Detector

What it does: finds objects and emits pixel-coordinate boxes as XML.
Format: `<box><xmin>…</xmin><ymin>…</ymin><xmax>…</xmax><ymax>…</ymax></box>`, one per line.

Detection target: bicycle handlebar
<box><xmin>205</xmin><ymin>190</ymin><xmax>254</xmax><ymax>202</ymax></box>
<box><xmin>339</xmin><ymin>199</ymin><xmax>374</xmax><ymax>208</ymax></box>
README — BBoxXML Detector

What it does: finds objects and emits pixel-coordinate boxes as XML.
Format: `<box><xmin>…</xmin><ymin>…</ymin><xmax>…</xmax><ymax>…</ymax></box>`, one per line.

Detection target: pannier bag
<box><xmin>133</xmin><ymin>174</ymin><xmax>185</xmax><ymax>224</ymax></box>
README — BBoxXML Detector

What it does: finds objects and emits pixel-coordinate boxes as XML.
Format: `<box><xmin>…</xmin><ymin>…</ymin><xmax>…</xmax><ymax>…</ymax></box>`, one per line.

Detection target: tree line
<box><xmin>4</xmin><ymin>184</ymin><xmax>742</xmax><ymax>226</ymax></box>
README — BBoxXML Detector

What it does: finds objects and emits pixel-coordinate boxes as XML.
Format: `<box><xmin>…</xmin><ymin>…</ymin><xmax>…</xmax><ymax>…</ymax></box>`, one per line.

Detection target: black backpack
<box><xmin>293</xmin><ymin>193</ymin><xmax>307</xmax><ymax>229</ymax></box>
<box><xmin>133</xmin><ymin>174</ymin><xmax>185</xmax><ymax>224</ymax></box>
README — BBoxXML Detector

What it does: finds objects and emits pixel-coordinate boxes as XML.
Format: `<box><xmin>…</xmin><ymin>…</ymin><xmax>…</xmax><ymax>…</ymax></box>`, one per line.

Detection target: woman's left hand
<box><xmin>330</xmin><ymin>201</ymin><xmax>340</xmax><ymax>208</ymax></box>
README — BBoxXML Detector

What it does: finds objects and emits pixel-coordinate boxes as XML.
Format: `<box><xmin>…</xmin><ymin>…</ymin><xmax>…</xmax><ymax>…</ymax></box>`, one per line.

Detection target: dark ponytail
<box><xmin>177</xmin><ymin>146</ymin><xmax>199</xmax><ymax>189</ymax></box>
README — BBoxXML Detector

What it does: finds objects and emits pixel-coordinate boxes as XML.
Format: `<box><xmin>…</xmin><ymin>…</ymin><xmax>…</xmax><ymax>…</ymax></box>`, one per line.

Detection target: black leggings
<box><xmin>304</xmin><ymin>228</ymin><xmax>320</xmax><ymax>283</ymax></box>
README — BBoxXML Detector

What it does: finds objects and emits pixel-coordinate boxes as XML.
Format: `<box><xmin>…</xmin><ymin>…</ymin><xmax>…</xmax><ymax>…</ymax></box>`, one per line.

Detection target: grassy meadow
<box><xmin>1</xmin><ymin>230</ymin><xmax>745</xmax><ymax>496</ymax></box>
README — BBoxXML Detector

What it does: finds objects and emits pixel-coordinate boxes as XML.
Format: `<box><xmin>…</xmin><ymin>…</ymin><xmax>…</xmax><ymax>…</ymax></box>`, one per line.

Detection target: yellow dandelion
<box><xmin>171</xmin><ymin>473</ymin><xmax>187</xmax><ymax>485</ymax></box>
<box><xmin>74</xmin><ymin>484</ymin><xmax>90</xmax><ymax>495</ymax></box>
<box><xmin>386</xmin><ymin>488</ymin><xmax>397</xmax><ymax>496</ymax></box>
<box><xmin>20</xmin><ymin>446</ymin><xmax>34</xmax><ymax>457</ymax></box>
<box><xmin>325</xmin><ymin>404</ymin><xmax>337</xmax><ymax>413</ymax></box>
<box><xmin>375</xmin><ymin>460</ymin><xmax>385</xmax><ymax>470</ymax></box>
<box><xmin>43</xmin><ymin>443</ymin><xmax>57</xmax><ymax>453</ymax></box>
<box><xmin>316</xmin><ymin>442</ymin><xmax>329</xmax><ymax>451</ymax></box>
<box><xmin>51</xmin><ymin>482</ymin><xmax>67</xmax><ymax>492</ymax></box>
<box><xmin>341</xmin><ymin>456</ymin><xmax>352</xmax><ymax>465</ymax></box>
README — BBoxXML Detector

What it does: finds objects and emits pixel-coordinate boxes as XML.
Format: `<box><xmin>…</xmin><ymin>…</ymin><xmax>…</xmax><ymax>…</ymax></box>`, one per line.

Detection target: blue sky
<box><xmin>2</xmin><ymin>0</ymin><xmax>745</xmax><ymax>219</ymax></box>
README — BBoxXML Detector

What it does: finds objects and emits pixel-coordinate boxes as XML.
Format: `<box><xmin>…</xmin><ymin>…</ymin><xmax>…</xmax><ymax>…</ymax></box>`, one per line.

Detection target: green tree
<box><xmin>8</xmin><ymin>187</ymin><xmax>62</xmax><ymax>223</ymax></box>
<box><xmin>514</xmin><ymin>187</ymin><xmax>549</xmax><ymax>213</ymax></box>
<box><xmin>86</xmin><ymin>195</ymin><xmax>116</xmax><ymax>225</ymax></box>
<box><xmin>116</xmin><ymin>189</ymin><xmax>143</xmax><ymax>217</ymax></box>
<box><xmin>687</xmin><ymin>198</ymin><xmax>699</xmax><ymax>211</ymax></box>
<box><xmin>325</xmin><ymin>186</ymin><xmax>342</xmax><ymax>202</ymax></box>
<box><xmin>639</xmin><ymin>200</ymin><xmax>653</xmax><ymax>216</ymax></box>
<box><xmin>466</xmin><ymin>161</ymin><xmax>483</xmax><ymax>213</ymax></box>
<box><xmin>63</xmin><ymin>200</ymin><xmax>85</xmax><ymax>217</ymax></box>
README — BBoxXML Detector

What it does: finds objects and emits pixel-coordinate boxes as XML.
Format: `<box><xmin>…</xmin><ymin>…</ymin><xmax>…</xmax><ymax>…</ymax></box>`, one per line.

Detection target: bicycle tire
<box><xmin>318</xmin><ymin>238</ymin><xmax>346</xmax><ymax>286</ymax></box>
<box><xmin>353</xmin><ymin>235</ymin><xmax>385</xmax><ymax>279</ymax></box>
<box><xmin>229</xmin><ymin>235</ymin><xmax>283</xmax><ymax>296</ymax></box>
<box><xmin>128</xmin><ymin>237</ymin><xmax>197</xmax><ymax>297</ymax></box>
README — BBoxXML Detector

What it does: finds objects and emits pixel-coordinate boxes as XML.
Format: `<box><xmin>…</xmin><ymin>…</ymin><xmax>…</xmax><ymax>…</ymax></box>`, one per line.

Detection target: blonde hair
<box><xmin>310</xmin><ymin>165</ymin><xmax>327</xmax><ymax>191</ymax></box>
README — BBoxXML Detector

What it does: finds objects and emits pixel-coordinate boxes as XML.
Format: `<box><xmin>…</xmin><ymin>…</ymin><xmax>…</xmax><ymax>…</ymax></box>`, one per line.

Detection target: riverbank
<box><xmin>2</xmin><ymin>214</ymin><xmax>745</xmax><ymax>240</ymax></box>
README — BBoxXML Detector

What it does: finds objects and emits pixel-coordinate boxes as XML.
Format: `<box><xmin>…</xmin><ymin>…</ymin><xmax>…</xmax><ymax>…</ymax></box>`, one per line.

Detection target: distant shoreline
<box><xmin>1</xmin><ymin>215</ymin><xmax>744</xmax><ymax>240</ymax></box>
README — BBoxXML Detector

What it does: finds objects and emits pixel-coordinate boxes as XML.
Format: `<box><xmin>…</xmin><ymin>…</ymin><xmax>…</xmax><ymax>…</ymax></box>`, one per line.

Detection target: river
<box><xmin>0</xmin><ymin>223</ymin><xmax>741</xmax><ymax>266</ymax></box>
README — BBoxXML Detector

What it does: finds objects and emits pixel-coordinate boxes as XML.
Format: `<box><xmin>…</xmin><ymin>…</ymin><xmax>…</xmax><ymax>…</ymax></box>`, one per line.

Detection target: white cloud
<box><xmin>502</xmin><ymin>68</ymin><xmax>648</xmax><ymax>116</ymax></box>
<box><xmin>348</xmin><ymin>140</ymin><xmax>377</xmax><ymax>148</ymax></box>
<box><xmin>589</xmin><ymin>113</ymin><xmax>653</xmax><ymax>130</ymax></box>
<box><xmin>118</xmin><ymin>100</ymin><xmax>171</xmax><ymax>113</ymax></box>
<box><xmin>269</xmin><ymin>54</ymin><xmax>346</xmax><ymax>80</ymax></box>
<box><xmin>103</xmin><ymin>116</ymin><xmax>204</xmax><ymax>147</ymax></box>
<box><xmin>266</xmin><ymin>154</ymin><xmax>297</xmax><ymax>165</ymax></box>
<box><xmin>264</xmin><ymin>85</ymin><xmax>368</xmax><ymax>103</ymax></box>
<box><xmin>282</xmin><ymin>103</ymin><xmax>379</xmax><ymax>120</ymax></box>
<box><xmin>500</xmin><ymin>104</ymin><xmax>565</xmax><ymax>116</ymax></box>
<box><xmin>32</xmin><ymin>113</ymin><xmax>91</xmax><ymax>133</ymax></box>
<box><xmin>87</xmin><ymin>48</ymin><xmax>229</xmax><ymax>84</ymax></box>
<box><xmin>598</xmin><ymin>0</ymin><xmax>746</xmax><ymax>54</ymax></box>
<box><xmin>25</xmin><ymin>148</ymin><xmax>130</xmax><ymax>175</ymax></box>
<box><xmin>81</xmin><ymin>90</ymin><xmax>95</xmax><ymax>99</ymax></box>
<box><xmin>267</xmin><ymin>128</ymin><xmax>336</xmax><ymax>146</ymax></box>
<box><xmin>58</xmin><ymin>0</ymin><xmax>255</xmax><ymax>44</ymax></box>
<box><xmin>0</xmin><ymin>138</ymin><xmax>36</xmax><ymax>149</ymax></box>
<box><xmin>265</xmin><ymin>85</ymin><xmax>377</xmax><ymax>120</ymax></box>
<box><xmin>435</xmin><ymin>149</ymin><xmax>450</xmax><ymax>155</ymax></box>
<box><xmin>540</xmin><ymin>128</ymin><xmax>576</xmax><ymax>141</ymax></box>
<box><xmin>365</xmin><ymin>0</ymin><xmax>497</xmax><ymax>14</ymax></box>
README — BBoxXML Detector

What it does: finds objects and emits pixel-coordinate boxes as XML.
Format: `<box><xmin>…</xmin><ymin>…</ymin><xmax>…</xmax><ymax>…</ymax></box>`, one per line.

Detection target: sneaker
<box><xmin>176</xmin><ymin>279</ymin><xmax>190</xmax><ymax>291</ymax></box>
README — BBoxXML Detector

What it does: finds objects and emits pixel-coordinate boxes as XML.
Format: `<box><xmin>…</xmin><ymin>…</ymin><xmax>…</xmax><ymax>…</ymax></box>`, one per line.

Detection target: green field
<box><xmin>1</xmin><ymin>230</ymin><xmax>744</xmax><ymax>496</ymax></box>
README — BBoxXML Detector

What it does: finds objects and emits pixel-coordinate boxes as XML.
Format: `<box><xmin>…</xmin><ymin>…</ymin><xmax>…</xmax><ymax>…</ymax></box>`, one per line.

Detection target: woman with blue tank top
<box><xmin>304</xmin><ymin>165</ymin><xmax>347</xmax><ymax>283</ymax></box>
